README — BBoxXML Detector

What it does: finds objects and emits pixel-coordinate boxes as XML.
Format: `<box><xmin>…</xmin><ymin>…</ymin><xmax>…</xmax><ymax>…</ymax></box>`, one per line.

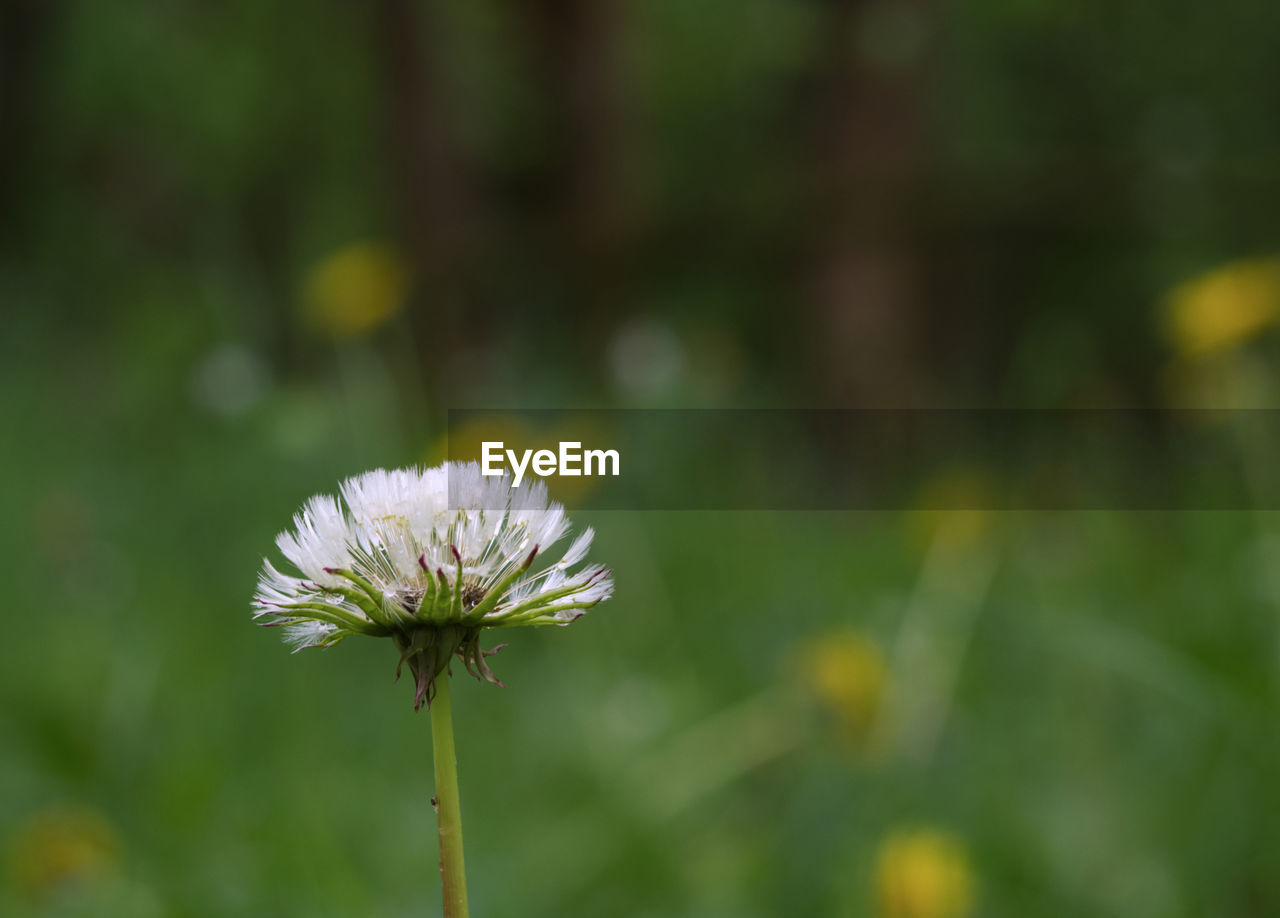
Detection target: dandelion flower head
<box><xmin>252</xmin><ymin>463</ymin><xmax>612</xmax><ymax>709</ymax></box>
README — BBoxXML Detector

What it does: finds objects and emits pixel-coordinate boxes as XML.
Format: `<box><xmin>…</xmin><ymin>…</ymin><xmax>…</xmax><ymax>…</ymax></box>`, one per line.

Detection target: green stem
<box><xmin>431</xmin><ymin>672</ymin><xmax>469</xmax><ymax>918</ymax></box>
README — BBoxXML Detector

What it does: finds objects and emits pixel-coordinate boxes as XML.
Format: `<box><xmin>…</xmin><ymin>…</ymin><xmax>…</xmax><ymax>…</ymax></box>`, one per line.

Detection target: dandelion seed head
<box><xmin>252</xmin><ymin>462</ymin><xmax>613</xmax><ymax>709</ymax></box>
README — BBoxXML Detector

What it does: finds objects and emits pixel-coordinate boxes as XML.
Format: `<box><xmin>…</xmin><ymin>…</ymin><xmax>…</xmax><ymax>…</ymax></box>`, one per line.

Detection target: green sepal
<box><xmin>487</xmin><ymin>572</ymin><xmax>605</xmax><ymax>623</ymax></box>
<box><xmin>415</xmin><ymin>553</ymin><xmax>439</xmax><ymax>622</ymax></box>
<box><xmin>276</xmin><ymin>601</ymin><xmax>386</xmax><ymax>635</ymax></box>
<box><xmin>327</xmin><ymin>584</ymin><xmax>389</xmax><ymax>625</ymax></box>
<box><xmin>457</xmin><ymin>631</ymin><xmax>507</xmax><ymax>686</ymax></box>
<box><xmin>395</xmin><ymin>624</ymin><xmax>469</xmax><ymax>711</ymax></box>
<box><xmin>430</xmin><ymin>566</ymin><xmax>454</xmax><ymax>624</ymax></box>
<box><xmin>493</xmin><ymin>599</ymin><xmax>599</xmax><ymax>627</ymax></box>
<box><xmin>325</xmin><ymin>568</ymin><xmax>401</xmax><ymax>627</ymax></box>
<box><xmin>318</xmin><ymin>631</ymin><xmax>353</xmax><ymax>649</ymax></box>
<box><xmin>461</xmin><ymin>545</ymin><xmax>538</xmax><ymax>625</ymax></box>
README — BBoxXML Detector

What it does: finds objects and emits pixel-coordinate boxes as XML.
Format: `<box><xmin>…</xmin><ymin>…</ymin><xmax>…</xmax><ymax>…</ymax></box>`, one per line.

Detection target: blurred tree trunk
<box><xmin>518</xmin><ymin>0</ymin><xmax>634</xmax><ymax>310</ymax></box>
<box><xmin>0</xmin><ymin>0</ymin><xmax>58</xmax><ymax>251</ymax></box>
<box><xmin>803</xmin><ymin>0</ymin><xmax>934</xmax><ymax>406</ymax></box>
<box><xmin>369</xmin><ymin>0</ymin><xmax>479</xmax><ymax>376</ymax></box>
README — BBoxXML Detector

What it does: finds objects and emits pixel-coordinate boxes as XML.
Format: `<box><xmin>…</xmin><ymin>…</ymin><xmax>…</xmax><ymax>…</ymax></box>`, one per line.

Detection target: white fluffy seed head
<box><xmin>252</xmin><ymin>462</ymin><xmax>613</xmax><ymax>651</ymax></box>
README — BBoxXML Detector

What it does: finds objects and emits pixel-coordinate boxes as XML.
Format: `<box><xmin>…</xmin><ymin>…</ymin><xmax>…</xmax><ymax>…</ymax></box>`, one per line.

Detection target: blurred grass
<box><xmin>3</xmin><ymin>312</ymin><xmax>1279</xmax><ymax>916</ymax></box>
<box><xmin>5</xmin><ymin>0</ymin><xmax>1280</xmax><ymax>914</ymax></box>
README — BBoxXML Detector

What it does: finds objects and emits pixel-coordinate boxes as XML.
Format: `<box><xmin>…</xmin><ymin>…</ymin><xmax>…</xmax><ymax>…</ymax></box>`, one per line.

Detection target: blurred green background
<box><xmin>4</xmin><ymin>0</ymin><xmax>1280</xmax><ymax>916</ymax></box>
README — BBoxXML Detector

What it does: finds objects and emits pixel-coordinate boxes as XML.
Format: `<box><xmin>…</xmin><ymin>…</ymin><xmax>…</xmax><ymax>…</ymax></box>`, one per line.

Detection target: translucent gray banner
<box><xmin>445</xmin><ymin>409</ymin><xmax>1278</xmax><ymax>510</ymax></box>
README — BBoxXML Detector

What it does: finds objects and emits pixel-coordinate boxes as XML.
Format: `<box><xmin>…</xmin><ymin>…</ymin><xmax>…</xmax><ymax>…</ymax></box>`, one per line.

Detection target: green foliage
<box><xmin>5</xmin><ymin>0</ymin><xmax>1280</xmax><ymax>914</ymax></box>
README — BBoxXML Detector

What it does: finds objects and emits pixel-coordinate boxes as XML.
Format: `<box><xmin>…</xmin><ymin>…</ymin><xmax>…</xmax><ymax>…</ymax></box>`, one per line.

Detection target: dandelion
<box><xmin>303</xmin><ymin>241</ymin><xmax>411</xmax><ymax>337</ymax></box>
<box><xmin>6</xmin><ymin>806</ymin><xmax>120</xmax><ymax>901</ymax></box>
<box><xmin>251</xmin><ymin>462</ymin><xmax>613</xmax><ymax>918</ymax></box>
<box><xmin>1163</xmin><ymin>255</ymin><xmax>1280</xmax><ymax>358</ymax></box>
<box><xmin>875</xmin><ymin>827</ymin><xmax>975</xmax><ymax>918</ymax></box>
<box><xmin>801</xmin><ymin>629</ymin><xmax>886</xmax><ymax>744</ymax></box>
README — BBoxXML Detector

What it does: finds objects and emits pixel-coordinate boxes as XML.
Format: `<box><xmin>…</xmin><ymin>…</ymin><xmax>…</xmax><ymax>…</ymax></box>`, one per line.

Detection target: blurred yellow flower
<box><xmin>5</xmin><ymin>805</ymin><xmax>121</xmax><ymax>900</ymax></box>
<box><xmin>802</xmin><ymin>630</ymin><xmax>886</xmax><ymax>740</ymax></box>
<box><xmin>906</xmin><ymin>472</ymin><xmax>993</xmax><ymax>553</ymax></box>
<box><xmin>1164</xmin><ymin>255</ymin><xmax>1280</xmax><ymax>358</ymax></box>
<box><xmin>303</xmin><ymin>242</ymin><xmax>410</xmax><ymax>337</ymax></box>
<box><xmin>875</xmin><ymin>828</ymin><xmax>975</xmax><ymax>918</ymax></box>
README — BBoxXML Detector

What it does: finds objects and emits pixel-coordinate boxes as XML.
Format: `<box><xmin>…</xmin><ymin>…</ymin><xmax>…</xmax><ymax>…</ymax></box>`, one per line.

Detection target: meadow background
<box><xmin>4</xmin><ymin>1</ymin><xmax>1280</xmax><ymax>916</ymax></box>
